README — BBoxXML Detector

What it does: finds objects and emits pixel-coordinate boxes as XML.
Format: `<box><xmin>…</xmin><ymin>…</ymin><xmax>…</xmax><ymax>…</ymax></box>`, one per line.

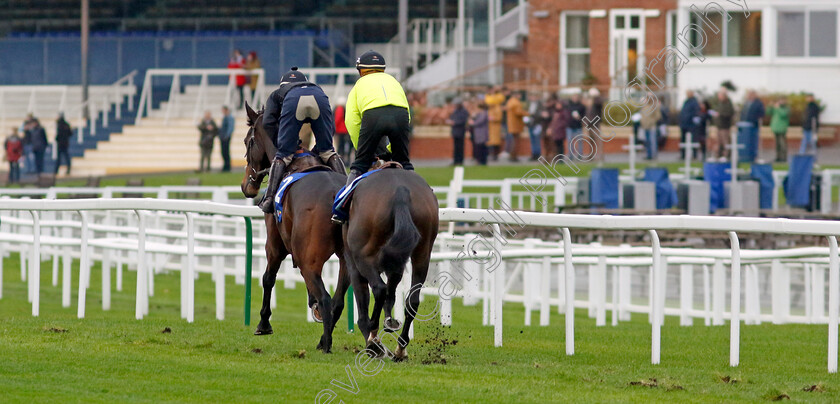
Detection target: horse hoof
<box><xmin>311</xmin><ymin>305</ymin><xmax>323</xmax><ymax>323</ymax></box>
<box><xmin>393</xmin><ymin>345</ymin><xmax>407</xmax><ymax>362</ymax></box>
<box><xmin>254</xmin><ymin>328</ymin><xmax>273</xmax><ymax>336</ymax></box>
<box><xmin>384</xmin><ymin>317</ymin><xmax>401</xmax><ymax>332</ymax></box>
<box><xmin>365</xmin><ymin>340</ymin><xmax>385</xmax><ymax>358</ymax></box>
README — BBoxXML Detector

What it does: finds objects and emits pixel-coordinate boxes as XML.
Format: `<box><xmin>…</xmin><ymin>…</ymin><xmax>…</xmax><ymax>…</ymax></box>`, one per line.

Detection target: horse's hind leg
<box><xmin>328</xmin><ymin>257</ymin><xmax>350</xmax><ymax>335</ymax></box>
<box><xmin>256</xmin><ymin>240</ymin><xmax>287</xmax><ymax>336</ymax></box>
<box><xmin>394</xmin><ymin>253</ymin><xmax>431</xmax><ymax>361</ymax></box>
<box><xmin>300</xmin><ymin>267</ymin><xmax>334</xmax><ymax>353</ymax></box>
<box><xmin>383</xmin><ymin>269</ymin><xmax>405</xmax><ymax>332</ymax></box>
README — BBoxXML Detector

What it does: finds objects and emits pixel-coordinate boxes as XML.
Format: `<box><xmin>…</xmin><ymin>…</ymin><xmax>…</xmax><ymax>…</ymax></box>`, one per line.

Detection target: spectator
<box><xmin>739</xmin><ymin>89</ymin><xmax>765</xmax><ymax>162</ymax></box>
<box><xmin>547</xmin><ymin>100</ymin><xmax>570</xmax><ymax>160</ymax></box>
<box><xmin>566</xmin><ymin>93</ymin><xmax>586</xmax><ymax>159</ymax></box>
<box><xmin>334</xmin><ymin>97</ymin><xmax>351</xmax><ymax>161</ymax></box>
<box><xmin>218</xmin><ymin>106</ymin><xmax>234</xmax><ymax>172</ymax></box>
<box><xmin>526</xmin><ymin>93</ymin><xmax>548</xmax><ymax>161</ymax></box>
<box><xmin>447</xmin><ymin>98</ymin><xmax>469</xmax><ymax>165</ymax></box>
<box><xmin>769</xmin><ymin>97</ymin><xmax>790</xmax><ymax>162</ymax></box>
<box><xmin>228</xmin><ymin>49</ymin><xmax>246</xmax><ymax>109</ymax></box>
<box><xmin>585</xmin><ymin>88</ymin><xmax>604</xmax><ymax>161</ymax></box>
<box><xmin>21</xmin><ymin>114</ymin><xmax>35</xmax><ymax>174</ymax></box>
<box><xmin>801</xmin><ymin>94</ymin><xmax>821</xmax><ymax>154</ymax></box>
<box><xmin>693</xmin><ymin>100</ymin><xmax>712</xmax><ymax>161</ymax></box>
<box><xmin>197</xmin><ymin>111</ymin><xmax>218</xmax><ymax>172</ymax></box>
<box><xmin>679</xmin><ymin>90</ymin><xmax>700</xmax><ymax>159</ymax></box>
<box><xmin>657</xmin><ymin>102</ymin><xmax>670</xmax><ymax>151</ymax></box>
<box><xmin>4</xmin><ymin>127</ymin><xmax>23</xmax><ymax>184</ymax></box>
<box><xmin>28</xmin><ymin>119</ymin><xmax>48</xmax><ymax>175</ymax></box>
<box><xmin>714</xmin><ymin>90</ymin><xmax>734</xmax><ymax>158</ymax></box>
<box><xmin>536</xmin><ymin>97</ymin><xmax>555</xmax><ymax>159</ymax></box>
<box><xmin>245</xmin><ymin>51</ymin><xmax>261</xmax><ymax>107</ymax></box>
<box><xmin>55</xmin><ymin>114</ymin><xmax>72</xmax><ymax>175</ymax></box>
<box><xmin>469</xmin><ymin>102</ymin><xmax>489</xmax><ymax>166</ymax></box>
<box><xmin>485</xmin><ymin>87</ymin><xmax>505</xmax><ymax>161</ymax></box>
<box><xmin>505</xmin><ymin>91</ymin><xmax>528</xmax><ymax>162</ymax></box>
<box><xmin>641</xmin><ymin>93</ymin><xmax>661</xmax><ymax>160</ymax></box>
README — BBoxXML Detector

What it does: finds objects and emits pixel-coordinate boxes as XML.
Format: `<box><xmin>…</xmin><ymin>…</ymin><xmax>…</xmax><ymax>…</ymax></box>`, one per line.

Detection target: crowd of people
<box><xmin>445</xmin><ymin>86</ymin><xmax>604</xmax><ymax>165</ymax></box>
<box><xmin>444</xmin><ymin>86</ymin><xmax>823</xmax><ymax>166</ymax></box>
<box><xmin>3</xmin><ymin>114</ymin><xmax>72</xmax><ymax>184</ymax></box>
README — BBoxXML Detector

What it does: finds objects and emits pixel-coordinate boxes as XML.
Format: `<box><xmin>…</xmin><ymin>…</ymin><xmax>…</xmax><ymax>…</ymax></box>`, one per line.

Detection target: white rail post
<box><xmin>135</xmin><ymin>210</ymin><xmax>147</xmax><ymax>319</ymax></box>
<box><xmin>492</xmin><ymin>224</ymin><xmax>504</xmax><ymax>347</ymax></box>
<box><xmin>771</xmin><ymin>259</ymin><xmax>789</xmax><ymax>324</ymax></box>
<box><xmin>595</xmin><ymin>255</ymin><xmax>607</xmax><ymax>326</ymax></box>
<box><xmin>729</xmin><ymin>231</ymin><xmax>741</xmax><ymax>367</ymax></box>
<box><xmin>440</xmin><ymin>241</ymin><xmax>452</xmax><ymax>326</ymax></box>
<box><xmin>102</xmin><ymin>239</ymin><xmax>111</xmax><ymax>311</ymax></box>
<box><xmin>649</xmin><ymin>229</ymin><xmax>662</xmax><ymax>365</ymax></box>
<box><xmin>562</xmin><ymin>227</ymin><xmax>574</xmax><ymax>355</ymax></box>
<box><xmin>680</xmin><ymin>264</ymin><xmax>693</xmax><ymax>326</ymax></box>
<box><xmin>186</xmin><ymin>213</ymin><xmax>196</xmax><ymax>323</ymax></box>
<box><xmin>713</xmin><ymin>259</ymin><xmax>725</xmax><ymax>325</ymax></box>
<box><xmin>828</xmin><ymin>236</ymin><xmax>838</xmax><ymax>373</ymax></box>
<box><xmin>30</xmin><ymin>211</ymin><xmax>40</xmax><ymax>317</ymax></box>
<box><xmin>703</xmin><ymin>265</ymin><xmax>711</xmax><ymax>326</ymax></box>
<box><xmin>540</xmin><ymin>255</ymin><xmax>551</xmax><ymax>326</ymax></box>
<box><xmin>76</xmin><ymin>211</ymin><xmax>89</xmax><ymax>318</ymax></box>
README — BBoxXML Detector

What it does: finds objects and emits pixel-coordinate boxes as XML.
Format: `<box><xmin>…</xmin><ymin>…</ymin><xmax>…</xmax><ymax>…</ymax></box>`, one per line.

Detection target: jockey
<box><xmin>344</xmin><ymin>51</ymin><xmax>413</xmax><ymax>186</ymax></box>
<box><xmin>259</xmin><ymin>67</ymin><xmax>347</xmax><ymax>214</ymax></box>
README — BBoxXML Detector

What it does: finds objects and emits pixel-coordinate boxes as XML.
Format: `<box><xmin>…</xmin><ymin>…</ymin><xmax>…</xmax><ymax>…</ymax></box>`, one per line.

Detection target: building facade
<box><xmin>503</xmin><ymin>0</ymin><xmax>840</xmax><ymax>123</ymax></box>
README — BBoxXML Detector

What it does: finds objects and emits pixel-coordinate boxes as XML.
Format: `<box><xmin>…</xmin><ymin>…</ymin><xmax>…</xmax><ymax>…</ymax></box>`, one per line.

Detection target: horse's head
<box><xmin>241</xmin><ymin>103</ymin><xmax>273</xmax><ymax>198</ymax></box>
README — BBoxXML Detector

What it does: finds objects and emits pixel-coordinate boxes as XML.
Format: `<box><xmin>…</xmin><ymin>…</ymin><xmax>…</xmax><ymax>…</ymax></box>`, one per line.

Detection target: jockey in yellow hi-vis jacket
<box><xmin>343</xmin><ymin>50</ymin><xmax>413</xmax><ymax>186</ymax></box>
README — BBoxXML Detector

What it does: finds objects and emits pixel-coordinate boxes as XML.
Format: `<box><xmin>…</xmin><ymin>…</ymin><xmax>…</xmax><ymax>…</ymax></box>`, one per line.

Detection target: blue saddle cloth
<box><xmin>331</xmin><ymin>169</ymin><xmax>382</xmax><ymax>221</ymax></box>
<box><xmin>274</xmin><ymin>172</ymin><xmax>316</xmax><ymax>223</ymax></box>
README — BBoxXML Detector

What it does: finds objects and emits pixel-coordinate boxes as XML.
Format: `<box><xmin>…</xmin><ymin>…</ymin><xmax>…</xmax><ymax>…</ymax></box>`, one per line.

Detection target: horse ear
<box><xmin>245</xmin><ymin>102</ymin><xmax>257</xmax><ymax>125</ymax></box>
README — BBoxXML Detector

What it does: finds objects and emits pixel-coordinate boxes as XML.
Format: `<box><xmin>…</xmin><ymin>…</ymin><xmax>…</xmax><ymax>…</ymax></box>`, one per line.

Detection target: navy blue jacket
<box><xmin>679</xmin><ymin>97</ymin><xmax>699</xmax><ymax>130</ymax></box>
<box><xmin>449</xmin><ymin>107</ymin><xmax>470</xmax><ymax>138</ymax></box>
<box><xmin>740</xmin><ymin>99</ymin><xmax>765</xmax><ymax>126</ymax></box>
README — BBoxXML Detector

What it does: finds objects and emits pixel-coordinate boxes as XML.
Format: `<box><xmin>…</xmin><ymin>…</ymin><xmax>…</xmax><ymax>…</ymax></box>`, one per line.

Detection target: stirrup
<box><xmin>331</xmin><ymin>214</ymin><xmax>345</xmax><ymax>225</ymax></box>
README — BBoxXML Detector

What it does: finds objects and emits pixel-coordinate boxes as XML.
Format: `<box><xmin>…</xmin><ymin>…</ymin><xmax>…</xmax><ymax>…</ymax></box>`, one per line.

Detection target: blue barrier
<box><xmin>643</xmin><ymin>167</ymin><xmax>678</xmax><ymax>209</ymax></box>
<box><xmin>0</xmin><ymin>32</ymin><xmax>316</xmax><ymax>85</ymax></box>
<box><xmin>785</xmin><ymin>155</ymin><xmax>814</xmax><ymax>208</ymax></box>
<box><xmin>750</xmin><ymin>164</ymin><xmax>775</xmax><ymax>210</ymax></box>
<box><xmin>590</xmin><ymin>168</ymin><xmax>619</xmax><ymax>209</ymax></box>
<box><xmin>704</xmin><ymin>161</ymin><xmax>731</xmax><ymax>213</ymax></box>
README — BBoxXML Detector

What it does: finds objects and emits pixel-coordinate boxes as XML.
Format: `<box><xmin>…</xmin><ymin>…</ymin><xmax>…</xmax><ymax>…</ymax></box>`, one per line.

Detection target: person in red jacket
<box><xmin>5</xmin><ymin>127</ymin><xmax>23</xmax><ymax>184</ymax></box>
<box><xmin>333</xmin><ymin>97</ymin><xmax>351</xmax><ymax>161</ymax></box>
<box><xmin>227</xmin><ymin>49</ymin><xmax>246</xmax><ymax>109</ymax></box>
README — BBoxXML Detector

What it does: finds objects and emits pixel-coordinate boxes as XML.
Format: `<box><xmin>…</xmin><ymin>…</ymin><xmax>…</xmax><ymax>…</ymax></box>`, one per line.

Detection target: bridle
<box><xmin>245</xmin><ymin>132</ymin><xmax>269</xmax><ymax>186</ymax></box>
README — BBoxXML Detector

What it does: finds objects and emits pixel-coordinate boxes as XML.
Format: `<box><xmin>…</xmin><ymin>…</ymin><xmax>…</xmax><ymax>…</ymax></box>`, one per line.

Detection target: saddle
<box><xmin>332</xmin><ymin>159</ymin><xmax>403</xmax><ymax>222</ymax></box>
<box><xmin>283</xmin><ymin>148</ymin><xmax>331</xmax><ymax>178</ymax></box>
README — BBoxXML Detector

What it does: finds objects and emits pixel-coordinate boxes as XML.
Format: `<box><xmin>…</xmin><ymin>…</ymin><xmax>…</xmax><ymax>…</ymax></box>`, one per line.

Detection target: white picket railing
<box><xmin>1</xmin><ymin>197</ymin><xmax>840</xmax><ymax>372</ymax></box>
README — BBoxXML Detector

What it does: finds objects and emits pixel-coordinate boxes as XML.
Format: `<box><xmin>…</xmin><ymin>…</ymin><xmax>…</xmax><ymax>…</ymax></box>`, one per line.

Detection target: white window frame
<box><xmin>559</xmin><ymin>11</ymin><xmax>591</xmax><ymax>87</ymax></box>
<box><xmin>608</xmin><ymin>8</ymin><xmax>647</xmax><ymax>88</ymax></box>
<box><xmin>678</xmin><ymin>2</ymin><xmax>766</xmax><ymax>63</ymax></box>
<box><xmin>775</xmin><ymin>6</ymin><xmax>839</xmax><ymax>61</ymax></box>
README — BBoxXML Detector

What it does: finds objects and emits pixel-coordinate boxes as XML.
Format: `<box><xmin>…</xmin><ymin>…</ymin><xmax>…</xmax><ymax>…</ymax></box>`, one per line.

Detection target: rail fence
<box><xmin>0</xmin><ymin>198</ymin><xmax>839</xmax><ymax>372</ymax></box>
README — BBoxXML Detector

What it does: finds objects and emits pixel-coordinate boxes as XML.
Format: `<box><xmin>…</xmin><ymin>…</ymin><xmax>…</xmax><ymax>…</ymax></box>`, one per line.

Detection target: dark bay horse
<box><xmin>334</xmin><ymin>168</ymin><xmax>439</xmax><ymax>361</ymax></box>
<box><xmin>240</xmin><ymin>103</ymin><xmax>349</xmax><ymax>353</ymax></box>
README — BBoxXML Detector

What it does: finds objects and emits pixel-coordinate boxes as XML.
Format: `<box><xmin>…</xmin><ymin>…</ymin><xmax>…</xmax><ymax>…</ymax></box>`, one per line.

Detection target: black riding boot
<box><xmin>331</xmin><ymin>169</ymin><xmax>361</xmax><ymax>224</ymax></box>
<box><xmin>326</xmin><ymin>154</ymin><xmax>347</xmax><ymax>176</ymax></box>
<box><xmin>259</xmin><ymin>158</ymin><xmax>286</xmax><ymax>214</ymax></box>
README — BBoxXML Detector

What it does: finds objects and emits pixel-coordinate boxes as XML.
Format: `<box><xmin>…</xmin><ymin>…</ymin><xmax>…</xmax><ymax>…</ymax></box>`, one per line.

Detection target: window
<box><xmin>778</xmin><ymin>11</ymin><xmax>805</xmax><ymax>56</ymax></box>
<box><xmin>811</xmin><ymin>11</ymin><xmax>837</xmax><ymax>57</ymax></box>
<box><xmin>630</xmin><ymin>15</ymin><xmax>640</xmax><ymax>29</ymax></box>
<box><xmin>690</xmin><ymin>11</ymin><xmax>762</xmax><ymax>57</ymax></box>
<box><xmin>615</xmin><ymin>15</ymin><xmax>625</xmax><ymax>29</ymax></box>
<box><xmin>562</xmin><ymin>14</ymin><xmax>591</xmax><ymax>85</ymax></box>
<box><xmin>777</xmin><ymin>10</ymin><xmax>837</xmax><ymax>57</ymax></box>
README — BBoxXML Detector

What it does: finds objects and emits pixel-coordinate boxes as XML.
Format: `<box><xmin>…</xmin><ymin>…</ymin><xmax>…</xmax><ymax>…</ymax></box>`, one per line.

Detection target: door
<box><xmin>610</xmin><ymin>10</ymin><xmax>646</xmax><ymax>88</ymax></box>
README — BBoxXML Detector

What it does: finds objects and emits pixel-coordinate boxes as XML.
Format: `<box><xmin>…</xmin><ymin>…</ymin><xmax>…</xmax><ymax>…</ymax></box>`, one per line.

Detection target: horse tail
<box><xmin>380</xmin><ymin>186</ymin><xmax>421</xmax><ymax>272</ymax></box>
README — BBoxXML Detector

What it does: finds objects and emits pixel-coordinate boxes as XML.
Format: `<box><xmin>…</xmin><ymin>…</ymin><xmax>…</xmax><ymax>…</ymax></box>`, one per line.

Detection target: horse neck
<box><xmin>254</xmin><ymin>124</ymin><xmax>277</xmax><ymax>161</ymax></box>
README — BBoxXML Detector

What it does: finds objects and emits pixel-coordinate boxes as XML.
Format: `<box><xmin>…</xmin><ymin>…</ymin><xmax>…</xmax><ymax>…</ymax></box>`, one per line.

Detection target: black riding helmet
<box><xmin>355</xmin><ymin>51</ymin><xmax>386</xmax><ymax>71</ymax></box>
<box><xmin>280</xmin><ymin>66</ymin><xmax>307</xmax><ymax>84</ymax></box>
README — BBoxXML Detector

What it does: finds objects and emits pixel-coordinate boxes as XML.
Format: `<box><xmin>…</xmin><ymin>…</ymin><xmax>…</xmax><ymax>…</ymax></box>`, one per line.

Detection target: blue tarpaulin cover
<box><xmin>704</xmin><ymin>161</ymin><xmax>731</xmax><ymax>213</ymax></box>
<box><xmin>590</xmin><ymin>168</ymin><xmax>619</xmax><ymax>209</ymax></box>
<box><xmin>784</xmin><ymin>154</ymin><xmax>814</xmax><ymax>208</ymax></box>
<box><xmin>750</xmin><ymin>164</ymin><xmax>774</xmax><ymax>210</ymax></box>
<box><xmin>643</xmin><ymin>167</ymin><xmax>677</xmax><ymax>209</ymax></box>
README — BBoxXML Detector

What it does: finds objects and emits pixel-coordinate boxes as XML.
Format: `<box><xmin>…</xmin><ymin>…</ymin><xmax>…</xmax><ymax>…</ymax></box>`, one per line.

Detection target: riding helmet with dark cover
<box><xmin>356</xmin><ymin>51</ymin><xmax>386</xmax><ymax>70</ymax></box>
<box><xmin>280</xmin><ymin>66</ymin><xmax>307</xmax><ymax>84</ymax></box>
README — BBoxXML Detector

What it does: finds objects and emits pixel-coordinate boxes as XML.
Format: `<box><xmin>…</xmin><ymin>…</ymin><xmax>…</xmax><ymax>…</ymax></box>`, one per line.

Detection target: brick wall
<box><xmin>504</xmin><ymin>0</ymin><xmax>676</xmax><ymax>88</ymax></box>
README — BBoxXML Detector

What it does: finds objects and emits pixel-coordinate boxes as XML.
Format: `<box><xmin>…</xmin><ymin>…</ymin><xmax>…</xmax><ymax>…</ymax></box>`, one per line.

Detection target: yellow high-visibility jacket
<box><xmin>345</xmin><ymin>72</ymin><xmax>409</xmax><ymax>148</ymax></box>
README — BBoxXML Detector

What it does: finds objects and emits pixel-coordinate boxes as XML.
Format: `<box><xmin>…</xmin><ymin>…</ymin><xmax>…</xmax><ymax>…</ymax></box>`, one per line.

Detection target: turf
<box><xmin>1</xmin><ymin>253</ymin><xmax>838</xmax><ymax>403</ymax></box>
